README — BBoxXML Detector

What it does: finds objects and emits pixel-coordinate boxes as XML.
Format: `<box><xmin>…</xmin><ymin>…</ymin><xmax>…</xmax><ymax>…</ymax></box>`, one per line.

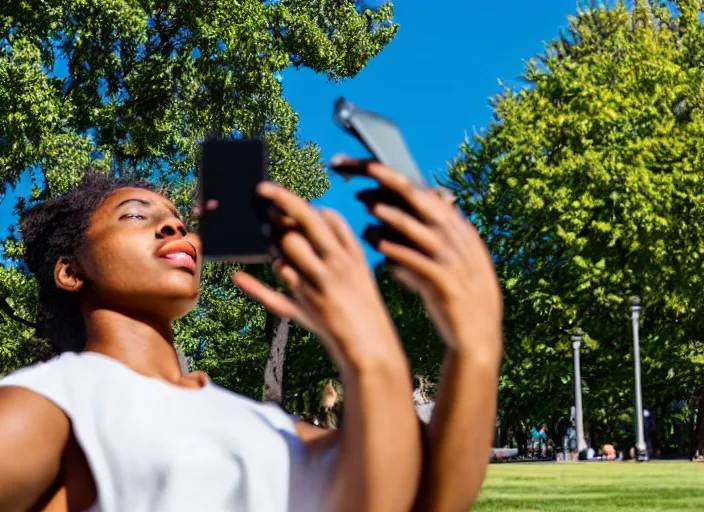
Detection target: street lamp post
<box><xmin>571</xmin><ymin>330</ymin><xmax>588</xmax><ymax>454</ymax></box>
<box><xmin>629</xmin><ymin>296</ymin><xmax>648</xmax><ymax>461</ymax></box>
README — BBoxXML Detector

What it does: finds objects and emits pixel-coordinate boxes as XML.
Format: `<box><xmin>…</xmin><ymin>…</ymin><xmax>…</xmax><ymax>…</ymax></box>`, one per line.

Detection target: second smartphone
<box><xmin>198</xmin><ymin>139</ymin><xmax>271</xmax><ymax>263</ymax></box>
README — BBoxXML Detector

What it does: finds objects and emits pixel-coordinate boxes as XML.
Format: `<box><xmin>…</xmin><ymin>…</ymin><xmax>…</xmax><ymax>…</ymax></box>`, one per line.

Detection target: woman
<box><xmin>0</xmin><ymin>157</ymin><xmax>502</xmax><ymax>512</ymax></box>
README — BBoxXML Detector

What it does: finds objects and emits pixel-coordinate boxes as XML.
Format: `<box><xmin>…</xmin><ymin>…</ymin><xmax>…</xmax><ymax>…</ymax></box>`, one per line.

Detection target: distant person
<box><xmin>546</xmin><ymin>438</ymin><xmax>555</xmax><ymax>459</ymax></box>
<box><xmin>530</xmin><ymin>426</ymin><xmax>540</xmax><ymax>455</ymax></box>
<box><xmin>413</xmin><ymin>386</ymin><xmax>435</xmax><ymax>424</ymax></box>
<box><xmin>317</xmin><ymin>379</ymin><xmax>343</xmax><ymax>429</ymax></box>
<box><xmin>539</xmin><ymin>425</ymin><xmax>549</xmax><ymax>456</ymax></box>
<box><xmin>602</xmin><ymin>444</ymin><xmax>617</xmax><ymax>461</ymax></box>
<box><xmin>539</xmin><ymin>424</ymin><xmax>548</xmax><ymax>439</ymax></box>
<box><xmin>529</xmin><ymin>424</ymin><xmax>547</xmax><ymax>456</ymax></box>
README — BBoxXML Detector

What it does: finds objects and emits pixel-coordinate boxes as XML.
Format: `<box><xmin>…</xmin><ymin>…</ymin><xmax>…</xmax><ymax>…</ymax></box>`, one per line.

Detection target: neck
<box><xmin>82</xmin><ymin>308</ymin><xmax>183</xmax><ymax>383</ymax></box>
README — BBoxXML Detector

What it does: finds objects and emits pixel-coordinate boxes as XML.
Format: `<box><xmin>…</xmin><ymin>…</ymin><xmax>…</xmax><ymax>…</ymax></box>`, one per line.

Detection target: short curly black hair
<box><xmin>19</xmin><ymin>169</ymin><xmax>156</xmax><ymax>353</ymax></box>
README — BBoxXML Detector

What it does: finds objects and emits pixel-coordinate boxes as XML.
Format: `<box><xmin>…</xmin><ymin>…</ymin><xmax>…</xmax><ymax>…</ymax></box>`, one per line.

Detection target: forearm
<box><xmin>416</xmin><ymin>347</ymin><xmax>501</xmax><ymax>512</ymax></box>
<box><xmin>329</xmin><ymin>357</ymin><xmax>421</xmax><ymax>512</ymax></box>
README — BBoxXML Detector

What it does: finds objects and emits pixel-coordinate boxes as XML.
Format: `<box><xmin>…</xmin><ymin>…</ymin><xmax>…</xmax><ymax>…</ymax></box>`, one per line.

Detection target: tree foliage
<box><xmin>0</xmin><ymin>0</ymin><xmax>398</xmax><ymax>404</ymax></box>
<box><xmin>449</xmin><ymin>0</ymin><xmax>704</xmax><ymax>454</ymax></box>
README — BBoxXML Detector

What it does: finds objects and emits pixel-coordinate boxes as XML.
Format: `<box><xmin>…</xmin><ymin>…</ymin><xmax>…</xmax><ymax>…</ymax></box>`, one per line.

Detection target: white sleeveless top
<box><xmin>0</xmin><ymin>352</ymin><xmax>335</xmax><ymax>512</ymax></box>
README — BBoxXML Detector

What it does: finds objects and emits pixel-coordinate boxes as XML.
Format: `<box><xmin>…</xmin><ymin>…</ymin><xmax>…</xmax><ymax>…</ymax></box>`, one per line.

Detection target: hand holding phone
<box><xmin>356</xmin><ymin>160</ymin><xmax>502</xmax><ymax>355</ymax></box>
<box><xmin>332</xmin><ymin>98</ymin><xmax>430</xmax><ymax>251</ymax></box>
<box><xmin>232</xmin><ymin>181</ymin><xmax>407</xmax><ymax>369</ymax></box>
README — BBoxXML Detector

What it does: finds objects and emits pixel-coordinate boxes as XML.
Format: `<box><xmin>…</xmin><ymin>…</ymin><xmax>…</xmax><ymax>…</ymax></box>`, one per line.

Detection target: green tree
<box><xmin>0</xmin><ymin>1</ymin><xmax>398</xmax><ymax>405</ymax></box>
<box><xmin>449</xmin><ymin>0</ymin><xmax>704</xmax><ymax>455</ymax></box>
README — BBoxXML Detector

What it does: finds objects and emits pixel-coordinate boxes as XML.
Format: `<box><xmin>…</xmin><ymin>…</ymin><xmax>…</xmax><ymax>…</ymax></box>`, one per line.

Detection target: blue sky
<box><xmin>0</xmin><ymin>1</ymin><xmax>578</xmax><ymax>264</ymax></box>
<box><xmin>297</xmin><ymin>0</ymin><xmax>578</xmax><ymax>264</ymax></box>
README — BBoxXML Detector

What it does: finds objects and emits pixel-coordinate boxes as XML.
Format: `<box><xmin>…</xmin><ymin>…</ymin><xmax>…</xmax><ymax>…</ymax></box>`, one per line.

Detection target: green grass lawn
<box><xmin>474</xmin><ymin>462</ymin><xmax>704</xmax><ymax>511</ymax></box>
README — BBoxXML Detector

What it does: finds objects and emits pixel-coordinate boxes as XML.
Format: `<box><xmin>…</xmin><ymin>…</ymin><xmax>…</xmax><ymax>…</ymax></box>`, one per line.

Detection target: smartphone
<box><xmin>333</xmin><ymin>99</ymin><xmax>427</xmax><ymax>255</ymax></box>
<box><xmin>332</xmin><ymin>98</ymin><xmax>427</xmax><ymax>187</ymax></box>
<box><xmin>198</xmin><ymin>139</ymin><xmax>271</xmax><ymax>263</ymax></box>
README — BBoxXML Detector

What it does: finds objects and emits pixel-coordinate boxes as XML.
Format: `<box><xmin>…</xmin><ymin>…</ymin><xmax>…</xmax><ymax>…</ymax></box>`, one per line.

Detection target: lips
<box><xmin>157</xmin><ymin>240</ymin><xmax>198</xmax><ymax>273</ymax></box>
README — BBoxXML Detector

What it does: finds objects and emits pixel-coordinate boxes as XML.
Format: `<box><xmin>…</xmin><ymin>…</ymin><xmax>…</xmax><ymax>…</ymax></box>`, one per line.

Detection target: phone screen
<box><xmin>198</xmin><ymin>139</ymin><xmax>271</xmax><ymax>263</ymax></box>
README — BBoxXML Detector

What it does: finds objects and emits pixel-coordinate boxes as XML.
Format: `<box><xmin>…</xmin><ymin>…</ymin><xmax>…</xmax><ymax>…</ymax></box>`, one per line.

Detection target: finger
<box><xmin>362</xmin><ymin>200</ymin><xmax>439</xmax><ymax>255</ymax></box>
<box><xmin>329</xmin><ymin>155</ymin><xmax>377</xmax><ymax>180</ymax></box>
<box><xmin>319</xmin><ymin>209</ymin><xmax>361</xmax><ymax>253</ymax></box>
<box><xmin>363</xmin><ymin>162</ymin><xmax>446</xmax><ymax>223</ymax></box>
<box><xmin>275</xmin><ymin>260</ymin><xmax>302</xmax><ymax>292</ymax></box>
<box><xmin>234</xmin><ymin>271</ymin><xmax>317</xmax><ymax>332</ymax></box>
<box><xmin>233</xmin><ymin>271</ymin><xmax>304</xmax><ymax>320</ymax></box>
<box><xmin>390</xmin><ymin>265</ymin><xmax>426</xmax><ymax>294</ymax></box>
<box><xmin>270</xmin><ymin>212</ymin><xmax>299</xmax><ymax>230</ymax></box>
<box><xmin>376</xmin><ymin>239</ymin><xmax>440</xmax><ymax>280</ymax></box>
<box><xmin>329</xmin><ymin>153</ymin><xmax>358</xmax><ymax>167</ymax></box>
<box><xmin>257</xmin><ymin>182</ymin><xmax>336</xmax><ymax>254</ymax></box>
<box><xmin>193</xmin><ymin>199</ymin><xmax>219</xmax><ymax>219</ymax></box>
<box><xmin>272</xmin><ymin>257</ymin><xmax>285</xmax><ymax>276</ymax></box>
<box><xmin>436</xmin><ymin>186</ymin><xmax>458</xmax><ymax>205</ymax></box>
<box><xmin>329</xmin><ymin>153</ymin><xmax>350</xmax><ymax>166</ymax></box>
<box><xmin>356</xmin><ymin>187</ymin><xmax>412</xmax><ymax>212</ymax></box>
<box><xmin>268</xmin><ymin>204</ymin><xmax>299</xmax><ymax>229</ymax></box>
<box><xmin>278</xmin><ymin>230</ymin><xmax>328</xmax><ymax>286</ymax></box>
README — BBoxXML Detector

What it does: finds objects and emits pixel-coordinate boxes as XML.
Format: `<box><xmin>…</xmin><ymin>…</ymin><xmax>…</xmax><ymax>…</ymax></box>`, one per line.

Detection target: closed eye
<box><xmin>120</xmin><ymin>213</ymin><xmax>148</xmax><ymax>220</ymax></box>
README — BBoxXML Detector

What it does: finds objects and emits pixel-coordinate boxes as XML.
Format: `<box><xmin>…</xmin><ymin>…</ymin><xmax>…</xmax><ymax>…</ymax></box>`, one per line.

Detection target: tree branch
<box><xmin>0</xmin><ymin>295</ymin><xmax>36</xmax><ymax>328</ymax></box>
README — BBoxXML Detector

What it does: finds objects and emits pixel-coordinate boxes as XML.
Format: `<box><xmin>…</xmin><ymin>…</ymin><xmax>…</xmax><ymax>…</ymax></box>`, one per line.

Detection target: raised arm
<box><xmin>0</xmin><ymin>387</ymin><xmax>70</xmax><ymax>512</ymax></box>
<box><xmin>354</xmin><ymin>160</ymin><xmax>503</xmax><ymax>511</ymax></box>
<box><xmin>233</xmin><ymin>182</ymin><xmax>421</xmax><ymax>512</ymax></box>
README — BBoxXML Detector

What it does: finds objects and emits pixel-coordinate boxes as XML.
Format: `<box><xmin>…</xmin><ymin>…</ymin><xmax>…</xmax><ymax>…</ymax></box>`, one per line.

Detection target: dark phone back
<box><xmin>198</xmin><ymin>139</ymin><xmax>271</xmax><ymax>263</ymax></box>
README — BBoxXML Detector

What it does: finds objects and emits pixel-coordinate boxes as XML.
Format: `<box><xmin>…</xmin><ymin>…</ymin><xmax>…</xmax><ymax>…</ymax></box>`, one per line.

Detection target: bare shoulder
<box><xmin>0</xmin><ymin>386</ymin><xmax>70</xmax><ymax>511</ymax></box>
<box><xmin>295</xmin><ymin>420</ymin><xmax>340</xmax><ymax>451</ymax></box>
<box><xmin>0</xmin><ymin>386</ymin><xmax>70</xmax><ymax>440</ymax></box>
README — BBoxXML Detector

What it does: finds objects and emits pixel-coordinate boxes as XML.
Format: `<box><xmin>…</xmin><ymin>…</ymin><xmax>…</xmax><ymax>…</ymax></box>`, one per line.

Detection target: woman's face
<box><xmin>76</xmin><ymin>187</ymin><xmax>202</xmax><ymax>321</ymax></box>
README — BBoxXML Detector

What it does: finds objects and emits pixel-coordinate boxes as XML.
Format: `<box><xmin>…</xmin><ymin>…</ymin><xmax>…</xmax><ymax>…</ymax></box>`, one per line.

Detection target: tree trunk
<box><xmin>262</xmin><ymin>313</ymin><xmax>290</xmax><ymax>404</ymax></box>
<box><xmin>689</xmin><ymin>399</ymin><xmax>698</xmax><ymax>459</ymax></box>
<box><xmin>498</xmin><ymin>420</ymin><xmax>508</xmax><ymax>448</ymax></box>
<box><xmin>516</xmin><ymin>427</ymin><xmax>527</xmax><ymax>456</ymax></box>
<box><xmin>693</xmin><ymin>396</ymin><xmax>704</xmax><ymax>459</ymax></box>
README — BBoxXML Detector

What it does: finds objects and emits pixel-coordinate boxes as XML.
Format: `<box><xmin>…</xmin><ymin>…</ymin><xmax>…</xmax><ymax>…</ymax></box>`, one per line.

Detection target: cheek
<box><xmin>82</xmin><ymin>232</ymin><xmax>156</xmax><ymax>288</ymax></box>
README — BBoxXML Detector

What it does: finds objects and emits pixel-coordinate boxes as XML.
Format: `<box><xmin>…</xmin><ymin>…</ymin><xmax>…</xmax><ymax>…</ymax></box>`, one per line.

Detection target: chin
<box><xmin>173</xmin><ymin>303</ymin><xmax>198</xmax><ymax>319</ymax></box>
<box><xmin>156</xmin><ymin>280</ymin><xmax>199</xmax><ymax>317</ymax></box>
<box><xmin>162</xmin><ymin>296</ymin><xmax>198</xmax><ymax>321</ymax></box>
<box><xmin>167</xmin><ymin>288</ymin><xmax>200</xmax><ymax>315</ymax></box>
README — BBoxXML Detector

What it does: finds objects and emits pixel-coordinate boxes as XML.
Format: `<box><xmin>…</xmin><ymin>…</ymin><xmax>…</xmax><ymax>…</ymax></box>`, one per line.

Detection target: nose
<box><xmin>157</xmin><ymin>216</ymin><xmax>188</xmax><ymax>239</ymax></box>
